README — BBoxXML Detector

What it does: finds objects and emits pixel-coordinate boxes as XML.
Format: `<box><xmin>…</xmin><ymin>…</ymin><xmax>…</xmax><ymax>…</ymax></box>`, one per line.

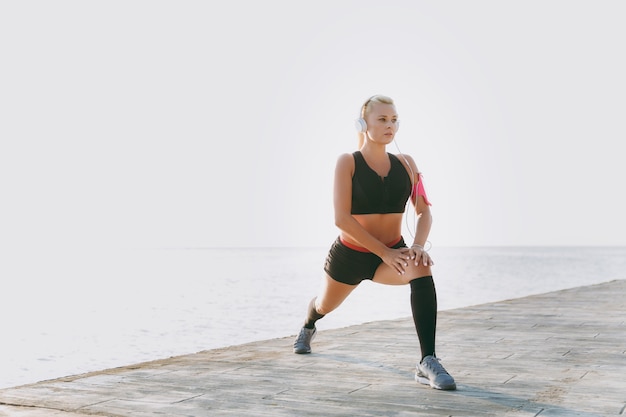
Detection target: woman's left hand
<box><xmin>410</xmin><ymin>245</ymin><xmax>434</xmax><ymax>266</ymax></box>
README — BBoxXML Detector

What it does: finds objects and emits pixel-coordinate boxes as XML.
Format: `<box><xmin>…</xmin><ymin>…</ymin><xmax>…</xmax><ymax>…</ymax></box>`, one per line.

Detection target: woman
<box><xmin>293</xmin><ymin>95</ymin><xmax>456</xmax><ymax>390</ymax></box>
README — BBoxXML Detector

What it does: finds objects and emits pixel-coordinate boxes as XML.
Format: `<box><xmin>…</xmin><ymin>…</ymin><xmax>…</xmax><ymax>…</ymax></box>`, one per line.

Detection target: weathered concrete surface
<box><xmin>1</xmin><ymin>280</ymin><xmax>624</xmax><ymax>416</ymax></box>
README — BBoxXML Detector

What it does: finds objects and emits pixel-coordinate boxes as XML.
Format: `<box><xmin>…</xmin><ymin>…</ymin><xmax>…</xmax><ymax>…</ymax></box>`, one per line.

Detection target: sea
<box><xmin>2</xmin><ymin>245</ymin><xmax>625</xmax><ymax>389</ymax></box>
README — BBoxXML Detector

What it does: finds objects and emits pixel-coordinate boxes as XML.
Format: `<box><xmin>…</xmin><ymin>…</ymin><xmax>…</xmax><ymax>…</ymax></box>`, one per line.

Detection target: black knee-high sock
<box><xmin>304</xmin><ymin>297</ymin><xmax>325</xmax><ymax>329</ymax></box>
<box><xmin>410</xmin><ymin>276</ymin><xmax>437</xmax><ymax>360</ymax></box>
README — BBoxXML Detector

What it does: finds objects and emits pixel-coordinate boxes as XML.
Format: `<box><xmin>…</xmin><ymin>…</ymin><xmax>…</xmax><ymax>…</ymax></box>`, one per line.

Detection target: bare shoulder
<box><xmin>395</xmin><ymin>153</ymin><xmax>419</xmax><ymax>174</ymax></box>
<box><xmin>336</xmin><ymin>152</ymin><xmax>355</xmax><ymax>170</ymax></box>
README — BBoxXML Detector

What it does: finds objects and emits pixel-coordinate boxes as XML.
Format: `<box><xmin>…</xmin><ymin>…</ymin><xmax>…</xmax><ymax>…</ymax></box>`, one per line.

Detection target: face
<box><xmin>365</xmin><ymin>102</ymin><xmax>398</xmax><ymax>144</ymax></box>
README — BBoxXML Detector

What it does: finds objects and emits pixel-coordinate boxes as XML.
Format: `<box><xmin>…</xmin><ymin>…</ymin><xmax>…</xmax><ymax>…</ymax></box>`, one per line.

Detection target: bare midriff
<box><xmin>340</xmin><ymin>213</ymin><xmax>404</xmax><ymax>251</ymax></box>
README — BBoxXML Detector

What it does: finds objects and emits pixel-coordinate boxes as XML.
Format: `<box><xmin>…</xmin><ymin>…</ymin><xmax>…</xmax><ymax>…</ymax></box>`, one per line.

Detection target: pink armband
<box><xmin>412</xmin><ymin>174</ymin><xmax>432</xmax><ymax>206</ymax></box>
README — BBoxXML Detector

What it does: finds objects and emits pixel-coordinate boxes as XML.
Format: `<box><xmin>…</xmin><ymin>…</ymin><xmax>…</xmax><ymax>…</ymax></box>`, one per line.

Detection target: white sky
<box><xmin>1</xmin><ymin>1</ymin><xmax>625</xmax><ymax>249</ymax></box>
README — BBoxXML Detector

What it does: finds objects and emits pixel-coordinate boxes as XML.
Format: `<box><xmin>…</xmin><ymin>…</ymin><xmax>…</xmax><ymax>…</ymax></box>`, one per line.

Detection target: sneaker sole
<box><xmin>415</xmin><ymin>372</ymin><xmax>457</xmax><ymax>390</ymax></box>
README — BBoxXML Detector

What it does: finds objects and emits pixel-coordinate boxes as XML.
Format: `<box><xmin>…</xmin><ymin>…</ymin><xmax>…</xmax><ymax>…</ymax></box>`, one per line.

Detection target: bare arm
<box><xmin>401</xmin><ymin>153</ymin><xmax>434</xmax><ymax>266</ymax></box>
<box><xmin>411</xmin><ymin>180</ymin><xmax>432</xmax><ymax>249</ymax></box>
<box><xmin>332</xmin><ymin>153</ymin><xmax>391</xmax><ymax>258</ymax></box>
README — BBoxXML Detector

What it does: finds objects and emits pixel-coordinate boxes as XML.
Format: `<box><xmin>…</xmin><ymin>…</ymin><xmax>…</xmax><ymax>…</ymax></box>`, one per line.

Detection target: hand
<box><xmin>381</xmin><ymin>247</ymin><xmax>414</xmax><ymax>275</ymax></box>
<box><xmin>409</xmin><ymin>245</ymin><xmax>434</xmax><ymax>267</ymax></box>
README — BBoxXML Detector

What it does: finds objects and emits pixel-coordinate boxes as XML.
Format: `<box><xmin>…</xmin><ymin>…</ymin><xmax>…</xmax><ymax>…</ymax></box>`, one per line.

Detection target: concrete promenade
<box><xmin>0</xmin><ymin>280</ymin><xmax>624</xmax><ymax>417</ymax></box>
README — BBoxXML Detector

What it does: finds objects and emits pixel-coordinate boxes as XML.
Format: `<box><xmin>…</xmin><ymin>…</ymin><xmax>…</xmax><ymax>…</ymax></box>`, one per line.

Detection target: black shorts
<box><xmin>323</xmin><ymin>237</ymin><xmax>407</xmax><ymax>285</ymax></box>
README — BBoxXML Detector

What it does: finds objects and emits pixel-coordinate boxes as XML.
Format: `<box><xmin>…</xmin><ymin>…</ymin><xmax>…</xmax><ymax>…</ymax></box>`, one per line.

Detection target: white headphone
<box><xmin>354</xmin><ymin>117</ymin><xmax>368</xmax><ymax>133</ymax></box>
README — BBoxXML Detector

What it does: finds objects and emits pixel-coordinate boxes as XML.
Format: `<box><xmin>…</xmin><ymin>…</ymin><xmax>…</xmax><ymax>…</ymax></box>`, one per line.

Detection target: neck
<box><xmin>360</xmin><ymin>141</ymin><xmax>387</xmax><ymax>156</ymax></box>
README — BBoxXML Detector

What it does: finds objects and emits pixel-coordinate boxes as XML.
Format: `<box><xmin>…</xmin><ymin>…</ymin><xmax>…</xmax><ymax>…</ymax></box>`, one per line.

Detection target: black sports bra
<box><xmin>351</xmin><ymin>151</ymin><xmax>412</xmax><ymax>214</ymax></box>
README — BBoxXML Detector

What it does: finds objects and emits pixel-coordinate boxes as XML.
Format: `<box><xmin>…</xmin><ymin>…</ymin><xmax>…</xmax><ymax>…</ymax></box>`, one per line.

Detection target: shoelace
<box><xmin>422</xmin><ymin>357</ymin><xmax>449</xmax><ymax>375</ymax></box>
<box><xmin>295</xmin><ymin>329</ymin><xmax>311</xmax><ymax>344</ymax></box>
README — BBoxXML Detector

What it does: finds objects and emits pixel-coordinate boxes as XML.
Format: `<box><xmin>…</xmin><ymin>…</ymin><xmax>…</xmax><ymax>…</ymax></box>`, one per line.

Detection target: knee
<box><xmin>406</xmin><ymin>264</ymin><xmax>432</xmax><ymax>281</ymax></box>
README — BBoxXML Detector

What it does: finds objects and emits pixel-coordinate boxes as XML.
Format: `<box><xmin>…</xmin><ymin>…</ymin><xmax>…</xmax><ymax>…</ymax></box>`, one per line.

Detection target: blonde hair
<box><xmin>357</xmin><ymin>95</ymin><xmax>395</xmax><ymax>149</ymax></box>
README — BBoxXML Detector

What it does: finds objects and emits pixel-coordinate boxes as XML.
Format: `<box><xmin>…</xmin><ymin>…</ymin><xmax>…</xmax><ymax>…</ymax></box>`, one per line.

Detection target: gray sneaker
<box><xmin>293</xmin><ymin>327</ymin><xmax>316</xmax><ymax>354</ymax></box>
<box><xmin>415</xmin><ymin>355</ymin><xmax>456</xmax><ymax>390</ymax></box>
